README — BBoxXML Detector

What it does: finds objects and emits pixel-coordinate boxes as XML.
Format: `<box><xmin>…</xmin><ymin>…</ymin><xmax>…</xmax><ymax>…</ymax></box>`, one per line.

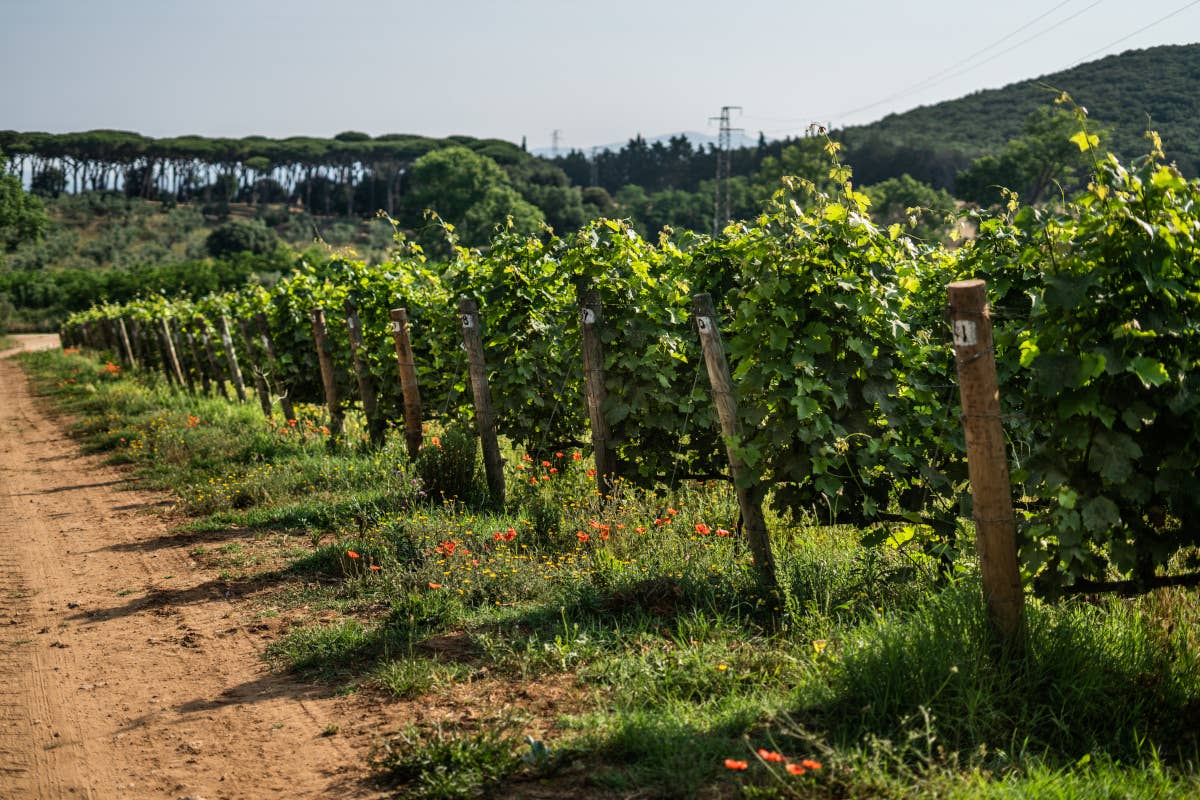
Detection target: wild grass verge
<box><xmin>22</xmin><ymin>348</ymin><xmax>1200</xmax><ymax>799</ymax></box>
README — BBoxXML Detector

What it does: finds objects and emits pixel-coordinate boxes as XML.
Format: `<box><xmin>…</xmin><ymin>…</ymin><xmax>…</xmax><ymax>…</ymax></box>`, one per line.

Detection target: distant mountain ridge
<box><xmin>842</xmin><ymin>43</ymin><xmax>1200</xmax><ymax>177</ymax></box>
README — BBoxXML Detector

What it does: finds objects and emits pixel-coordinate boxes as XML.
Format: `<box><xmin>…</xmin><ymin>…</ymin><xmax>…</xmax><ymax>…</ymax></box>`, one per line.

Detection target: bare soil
<box><xmin>0</xmin><ymin>335</ymin><xmax>389</xmax><ymax>799</ymax></box>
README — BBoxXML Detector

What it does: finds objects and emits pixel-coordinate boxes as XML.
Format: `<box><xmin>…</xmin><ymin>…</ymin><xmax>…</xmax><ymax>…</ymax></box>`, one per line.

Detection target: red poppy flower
<box><xmin>346</xmin><ymin>550</ymin><xmax>361</xmax><ymax>559</ymax></box>
<box><xmin>724</xmin><ymin>759</ymin><xmax>748</xmax><ymax>771</ymax></box>
<box><xmin>555</xmin><ymin>452</ymin><xmax>564</xmax><ymax>458</ymax></box>
<box><xmin>428</xmin><ymin>582</ymin><xmax>442</xmax><ymax>589</ymax></box>
<box><xmin>785</xmin><ymin>763</ymin><xmax>806</xmax><ymax>775</ymax></box>
<box><xmin>577</xmin><ymin>531</ymin><xmax>590</xmax><ymax>543</ymax></box>
<box><xmin>369</xmin><ymin>565</ymin><xmax>381</xmax><ymax>572</ymax></box>
<box><xmin>716</xmin><ymin>528</ymin><xmax>731</xmax><ymax>537</ymax></box>
<box><xmin>572</xmin><ymin>452</ymin><xmax>582</xmax><ymax>461</ymax></box>
<box><xmin>695</xmin><ymin>523</ymin><xmax>711</xmax><ymax>535</ymax></box>
<box><xmin>800</xmin><ymin>759</ymin><xmax>822</xmax><ymax>770</ymax></box>
<box><xmin>757</xmin><ymin>749</ymin><xmax>785</xmax><ymax>763</ymax></box>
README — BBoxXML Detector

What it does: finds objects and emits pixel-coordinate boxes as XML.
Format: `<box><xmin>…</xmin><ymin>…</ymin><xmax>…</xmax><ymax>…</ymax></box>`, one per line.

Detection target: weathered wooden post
<box><xmin>310</xmin><ymin>309</ymin><xmax>344</xmax><ymax>436</ymax></box>
<box><xmin>128</xmin><ymin>318</ymin><xmax>146</xmax><ymax>366</ymax></box>
<box><xmin>185</xmin><ymin>326</ymin><xmax>212</xmax><ymax>395</ymax></box>
<box><xmin>344</xmin><ymin>299</ymin><xmax>384</xmax><ymax>445</ymax></box>
<box><xmin>237</xmin><ymin>318</ymin><xmax>273</xmax><ymax>419</ymax></box>
<box><xmin>196</xmin><ymin>316</ymin><xmax>231</xmax><ymax>401</ymax></box>
<box><xmin>169</xmin><ymin>319</ymin><xmax>196</xmax><ymax>394</ymax></box>
<box><xmin>217</xmin><ymin>315</ymin><xmax>248</xmax><ymax>403</ymax></box>
<box><xmin>458</xmin><ymin>298</ymin><xmax>505</xmax><ymax>503</ymax></box>
<box><xmin>254</xmin><ymin>313</ymin><xmax>296</xmax><ymax>422</ymax></box>
<box><xmin>389</xmin><ymin>307</ymin><xmax>424</xmax><ymax>460</ymax></box>
<box><xmin>159</xmin><ymin>317</ymin><xmax>186</xmax><ymax>387</ymax></box>
<box><xmin>692</xmin><ymin>293</ymin><xmax>777</xmax><ymax>590</ymax></box>
<box><xmin>117</xmin><ymin>318</ymin><xmax>136</xmax><ymax>368</ymax></box>
<box><xmin>579</xmin><ymin>289</ymin><xmax>618</xmax><ymax>496</ymax></box>
<box><xmin>948</xmin><ymin>279</ymin><xmax>1024</xmax><ymax>650</ymax></box>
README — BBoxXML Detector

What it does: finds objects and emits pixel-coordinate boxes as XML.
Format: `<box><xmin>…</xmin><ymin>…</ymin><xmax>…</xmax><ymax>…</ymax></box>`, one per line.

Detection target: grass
<box><xmin>22</xmin><ymin>347</ymin><xmax>1200</xmax><ymax>799</ymax></box>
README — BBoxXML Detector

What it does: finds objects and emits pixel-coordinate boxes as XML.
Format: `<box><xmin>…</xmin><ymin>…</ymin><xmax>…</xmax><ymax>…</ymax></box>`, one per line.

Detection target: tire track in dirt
<box><xmin>0</xmin><ymin>337</ymin><xmax>388</xmax><ymax>799</ymax></box>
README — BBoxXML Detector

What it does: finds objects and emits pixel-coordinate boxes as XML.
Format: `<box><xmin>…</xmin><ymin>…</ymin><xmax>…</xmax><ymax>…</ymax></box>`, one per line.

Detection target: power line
<box><xmin>827</xmin><ymin>0</ymin><xmax>1105</xmax><ymax>124</ymax></box>
<box><xmin>1069</xmin><ymin>0</ymin><xmax>1200</xmax><ymax>65</ymax></box>
<box><xmin>742</xmin><ymin>0</ymin><xmax>1089</xmax><ymax>130</ymax></box>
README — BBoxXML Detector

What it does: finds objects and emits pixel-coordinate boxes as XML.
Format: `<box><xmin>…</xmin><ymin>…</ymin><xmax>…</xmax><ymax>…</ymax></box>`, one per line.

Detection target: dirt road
<box><xmin>0</xmin><ymin>335</ymin><xmax>384</xmax><ymax>799</ymax></box>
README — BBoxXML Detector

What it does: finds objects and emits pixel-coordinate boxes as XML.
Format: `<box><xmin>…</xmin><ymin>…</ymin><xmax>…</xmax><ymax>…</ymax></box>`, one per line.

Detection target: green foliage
<box><xmin>862</xmin><ymin>173</ymin><xmax>957</xmax><ymax>242</ymax></box>
<box><xmin>0</xmin><ymin>149</ymin><xmax>48</xmax><ymax>252</ymax></box>
<box><xmin>414</xmin><ymin>424</ymin><xmax>480</xmax><ymax>503</ymax></box>
<box><xmin>969</xmin><ymin>145</ymin><xmax>1200</xmax><ymax>589</ymax></box>
<box><xmin>405</xmin><ymin>146</ymin><xmax>544</xmax><ymax>250</ymax></box>
<box><xmin>956</xmin><ymin>107</ymin><xmax>1107</xmax><ymax>206</ymax></box>
<box><xmin>371</xmin><ymin>724</ymin><xmax>524</xmax><ymax>799</ymax></box>
<box><xmin>205</xmin><ymin>218</ymin><xmax>280</xmax><ymax>258</ymax></box>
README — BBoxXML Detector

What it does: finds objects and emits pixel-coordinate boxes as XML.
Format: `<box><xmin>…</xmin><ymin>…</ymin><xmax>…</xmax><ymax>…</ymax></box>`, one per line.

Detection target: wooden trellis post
<box><xmin>116</xmin><ymin>318</ymin><xmax>135</xmax><ymax>368</ymax></box>
<box><xmin>459</xmin><ymin>298</ymin><xmax>505</xmax><ymax>503</ymax></box>
<box><xmin>196</xmin><ymin>316</ymin><xmax>230</xmax><ymax>400</ymax></box>
<box><xmin>186</xmin><ymin>326</ymin><xmax>212</xmax><ymax>395</ymax></box>
<box><xmin>170</xmin><ymin>319</ymin><xmax>196</xmax><ymax>394</ymax></box>
<box><xmin>344</xmin><ymin>299</ymin><xmax>384</xmax><ymax>445</ymax></box>
<box><xmin>159</xmin><ymin>317</ymin><xmax>186</xmax><ymax>387</ymax></box>
<box><xmin>310</xmin><ymin>309</ymin><xmax>344</xmax><ymax>436</ymax></box>
<box><xmin>217</xmin><ymin>315</ymin><xmax>248</xmax><ymax>403</ymax></box>
<box><xmin>237</xmin><ymin>317</ymin><xmax>273</xmax><ymax>419</ymax></box>
<box><xmin>254</xmin><ymin>313</ymin><xmax>296</xmax><ymax>422</ymax></box>
<box><xmin>692</xmin><ymin>293</ymin><xmax>777</xmax><ymax>590</ymax></box>
<box><xmin>948</xmin><ymin>279</ymin><xmax>1024</xmax><ymax>650</ymax></box>
<box><xmin>389</xmin><ymin>307</ymin><xmax>424</xmax><ymax>460</ymax></box>
<box><xmin>579</xmin><ymin>289</ymin><xmax>617</xmax><ymax>496</ymax></box>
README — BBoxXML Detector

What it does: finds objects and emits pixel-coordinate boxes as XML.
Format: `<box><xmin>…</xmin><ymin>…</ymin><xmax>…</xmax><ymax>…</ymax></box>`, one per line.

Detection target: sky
<box><xmin>2</xmin><ymin>0</ymin><xmax>1197</xmax><ymax>151</ymax></box>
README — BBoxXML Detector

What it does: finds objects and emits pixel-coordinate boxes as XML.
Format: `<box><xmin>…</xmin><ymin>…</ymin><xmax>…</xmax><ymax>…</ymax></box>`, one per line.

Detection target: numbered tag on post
<box><xmin>696</xmin><ymin>316</ymin><xmax>713</xmax><ymax>335</ymax></box>
<box><xmin>581</xmin><ymin>308</ymin><xmax>596</xmax><ymax>325</ymax></box>
<box><xmin>953</xmin><ymin>320</ymin><xmax>977</xmax><ymax>347</ymax></box>
<box><xmin>461</xmin><ymin>314</ymin><xmax>474</xmax><ymax>330</ymax></box>
<box><xmin>391</xmin><ymin>320</ymin><xmax>402</xmax><ymax>333</ymax></box>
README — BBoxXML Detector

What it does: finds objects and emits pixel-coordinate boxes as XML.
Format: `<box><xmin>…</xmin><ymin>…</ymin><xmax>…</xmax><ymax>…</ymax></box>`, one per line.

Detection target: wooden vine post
<box><xmin>344</xmin><ymin>299</ymin><xmax>384</xmax><ymax>445</ymax></box>
<box><xmin>237</xmin><ymin>317</ymin><xmax>273</xmax><ymax>419</ymax></box>
<box><xmin>116</xmin><ymin>317</ymin><xmax>135</xmax><ymax>368</ymax></box>
<box><xmin>692</xmin><ymin>293</ymin><xmax>777</xmax><ymax>590</ymax></box>
<box><xmin>579</xmin><ymin>289</ymin><xmax>617</xmax><ymax>496</ymax></box>
<box><xmin>127</xmin><ymin>318</ymin><xmax>146</xmax><ymax>367</ymax></box>
<box><xmin>159</xmin><ymin>317</ymin><xmax>186</xmax><ymax>387</ymax></box>
<box><xmin>458</xmin><ymin>298</ymin><xmax>505</xmax><ymax>503</ymax></box>
<box><xmin>948</xmin><ymin>279</ymin><xmax>1025</xmax><ymax>650</ymax></box>
<box><xmin>186</xmin><ymin>326</ymin><xmax>212</xmax><ymax>395</ymax></box>
<box><xmin>389</xmin><ymin>307</ymin><xmax>424</xmax><ymax>460</ymax></box>
<box><xmin>217</xmin><ymin>315</ymin><xmax>248</xmax><ymax>403</ymax></box>
<box><xmin>196</xmin><ymin>316</ymin><xmax>230</xmax><ymax>400</ymax></box>
<box><xmin>254</xmin><ymin>313</ymin><xmax>296</xmax><ymax>422</ymax></box>
<box><xmin>167</xmin><ymin>319</ymin><xmax>196</xmax><ymax>394</ymax></box>
<box><xmin>310</xmin><ymin>309</ymin><xmax>344</xmax><ymax>436</ymax></box>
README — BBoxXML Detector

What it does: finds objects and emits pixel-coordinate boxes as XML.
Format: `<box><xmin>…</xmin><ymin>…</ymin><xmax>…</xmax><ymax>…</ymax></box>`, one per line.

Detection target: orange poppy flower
<box><xmin>576</xmin><ymin>531</ymin><xmax>590</xmax><ymax>543</ymax></box>
<box><xmin>346</xmin><ymin>550</ymin><xmax>361</xmax><ymax>559</ymax></box>
<box><xmin>724</xmin><ymin>759</ymin><xmax>748</xmax><ymax>770</ymax></box>
<box><xmin>800</xmin><ymin>759</ymin><xmax>822</xmax><ymax>770</ymax></box>
<box><xmin>695</xmin><ymin>523</ymin><xmax>711</xmax><ymax>535</ymax></box>
<box><xmin>785</xmin><ymin>763</ymin><xmax>806</xmax><ymax>775</ymax></box>
<box><xmin>757</xmin><ymin>749</ymin><xmax>785</xmax><ymax>763</ymax></box>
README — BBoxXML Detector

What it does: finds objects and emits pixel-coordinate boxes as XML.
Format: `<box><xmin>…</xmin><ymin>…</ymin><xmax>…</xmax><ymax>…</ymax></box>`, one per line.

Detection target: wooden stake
<box><xmin>579</xmin><ymin>289</ymin><xmax>617</xmax><ymax>496</ymax></box>
<box><xmin>310</xmin><ymin>309</ymin><xmax>344</xmax><ymax>436</ymax></box>
<box><xmin>128</xmin><ymin>318</ymin><xmax>146</xmax><ymax>366</ymax></box>
<box><xmin>185</xmin><ymin>326</ymin><xmax>212</xmax><ymax>395</ymax></box>
<box><xmin>948</xmin><ymin>279</ymin><xmax>1024</xmax><ymax>649</ymax></box>
<box><xmin>170</xmin><ymin>319</ymin><xmax>196</xmax><ymax>394</ymax></box>
<box><xmin>217</xmin><ymin>315</ymin><xmax>248</xmax><ymax>403</ymax></box>
<box><xmin>196</xmin><ymin>317</ymin><xmax>231</xmax><ymax>401</ymax></box>
<box><xmin>459</xmin><ymin>298</ymin><xmax>505</xmax><ymax>503</ymax></box>
<box><xmin>692</xmin><ymin>293</ymin><xmax>777</xmax><ymax>590</ymax></box>
<box><xmin>344</xmin><ymin>299</ymin><xmax>384</xmax><ymax>445</ymax></box>
<box><xmin>159</xmin><ymin>317</ymin><xmax>186</xmax><ymax>387</ymax></box>
<box><xmin>389</xmin><ymin>307</ymin><xmax>424</xmax><ymax>460</ymax></box>
<box><xmin>116</xmin><ymin>317</ymin><xmax>135</xmax><ymax>367</ymax></box>
<box><xmin>237</xmin><ymin>317</ymin><xmax>273</xmax><ymax>419</ymax></box>
<box><xmin>254</xmin><ymin>313</ymin><xmax>296</xmax><ymax>422</ymax></box>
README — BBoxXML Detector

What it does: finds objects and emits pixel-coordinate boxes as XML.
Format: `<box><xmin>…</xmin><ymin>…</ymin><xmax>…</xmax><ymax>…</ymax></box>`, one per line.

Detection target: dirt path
<box><xmin>0</xmin><ymin>336</ymin><xmax>386</xmax><ymax>799</ymax></box>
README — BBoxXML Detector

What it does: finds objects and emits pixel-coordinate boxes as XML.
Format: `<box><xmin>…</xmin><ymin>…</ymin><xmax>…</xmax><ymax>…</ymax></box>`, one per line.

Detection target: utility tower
<box><xmin>551</xmin><ymin>130</ymin><xmax>562</xmax><ymax>158</ymax></box>
<box><xmin>589</xmin><ymin>146</ymin><xmax>600</xmax><ymax>187</ymax></box>
<box><xmin>709</xmin><ymin>106</ymin><xmax>743</xmax><ymax>236</ymax></box>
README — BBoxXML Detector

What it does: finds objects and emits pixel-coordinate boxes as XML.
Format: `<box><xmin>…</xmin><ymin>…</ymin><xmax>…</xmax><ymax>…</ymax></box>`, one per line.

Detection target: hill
<box><xmin>843</xmin><ymin>43</ymin><xmax>1200</xmax><ymax>178</ymax></box>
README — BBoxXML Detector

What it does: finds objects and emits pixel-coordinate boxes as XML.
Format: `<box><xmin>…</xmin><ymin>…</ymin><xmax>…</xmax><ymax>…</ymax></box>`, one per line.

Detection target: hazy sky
<box><xmin>2</xmin><ymin>0</ymin><xmax>1197</xmax><ymax>150</ymax></box>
